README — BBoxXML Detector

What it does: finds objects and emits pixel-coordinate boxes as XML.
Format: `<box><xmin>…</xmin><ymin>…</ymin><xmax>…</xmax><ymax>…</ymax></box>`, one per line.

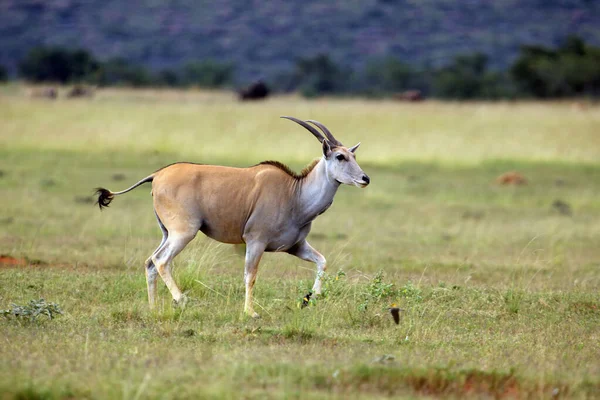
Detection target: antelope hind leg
<box><xmin>152</xmin><ymin>232</ymin><xmax>196</xmax><ymax>307</ymax></box>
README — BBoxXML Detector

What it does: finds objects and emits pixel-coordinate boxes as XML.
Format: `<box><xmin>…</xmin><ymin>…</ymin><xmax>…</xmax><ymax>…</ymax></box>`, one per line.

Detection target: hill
<box><xmin>1</xmin><ymin>0</ymin><xmax>599</xmax><ymax>82</ymax></box>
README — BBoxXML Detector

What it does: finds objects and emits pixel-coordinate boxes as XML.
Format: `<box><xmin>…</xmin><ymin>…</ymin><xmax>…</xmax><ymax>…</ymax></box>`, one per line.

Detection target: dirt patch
<box><xmin>327</xmin><ymin>366</ymin><xmax>576</xmax><ymax>399</ymax></box>
<box><xmin>569</xmin><ymin>301</ymin><xmax>599</xmax><ymax>316</ymax></box>
<box><xmin>496</xmin><ymin>171</ymin><xmax>527</xmax><ymax>185</ymax></box>
<box><xmin>0</xmin><ymin>255</ymin><xmax>47</xmax><ymax>268</ymax></box>
<box><xmin>0</xmin><ymin>255</ymin><xmax>27</xmax><ymax>266</ymax></box>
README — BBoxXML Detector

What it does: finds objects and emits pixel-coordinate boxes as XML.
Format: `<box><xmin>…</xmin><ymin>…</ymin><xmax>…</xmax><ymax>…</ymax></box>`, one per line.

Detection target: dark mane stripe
<box><xmin>258</xmin><ymin>159</ymin><xmax>319</xmax><ymax>180</ymax></box>
<box><xmin>153</xmin><ymin>160</ymin><xmax>320</xmax><ymax>180</ymax></box>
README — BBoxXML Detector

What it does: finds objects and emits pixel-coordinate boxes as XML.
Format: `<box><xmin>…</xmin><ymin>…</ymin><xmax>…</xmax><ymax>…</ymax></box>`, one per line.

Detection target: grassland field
<box><xmin>0</xmin><ymin>85</ymin><xmax>599</xmax><ymax>399</ymax></box>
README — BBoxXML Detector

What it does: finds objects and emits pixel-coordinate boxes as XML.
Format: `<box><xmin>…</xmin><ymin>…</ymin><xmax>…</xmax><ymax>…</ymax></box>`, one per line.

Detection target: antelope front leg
<box><xmin>243</xmin><ymin>241</ymin><xmax>266</xmax><ymax>318</ymax></box>
<box><xmin>288</xmin><ymin>240</ymin><xmax>327</xmax><ymax>295</ymax></box>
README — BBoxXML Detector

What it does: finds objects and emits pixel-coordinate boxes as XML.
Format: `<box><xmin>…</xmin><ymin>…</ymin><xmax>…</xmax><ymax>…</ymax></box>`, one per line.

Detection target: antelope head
<box><xmin>281</xmin><ymin>116</ymin><xmax>370</xmax><ymax>188</ymax></box>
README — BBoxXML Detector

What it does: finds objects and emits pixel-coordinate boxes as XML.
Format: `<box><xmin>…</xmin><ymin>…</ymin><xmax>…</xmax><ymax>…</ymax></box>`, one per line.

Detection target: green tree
<box><xmin>293</xmin><ymin>54</ymin><xmax>348</xmax><ymax>97</ymax></box>
<box><xmin>0</xmin><ymin>65</ymin><xmax>7</xmax><ymax>82</ymax></box>
<box><xmin>510</xmin><ymin>36</ymin><xmax>600</xmax><ymax>98</ymax></box>
<box><xmin>183</xmin><ymin>61</ymin><xmax>234</xmax><ymax>88</ymax></box>
<box><xmin>18</xmin><ymin>47</ymin><xmax>99</xmax><ymax>83</ymax></box>
<box><xmin>156</xmin><ymin>68</ymin><xmax>182</xmax><ymax>87</ymax></box>
<box><xmin>434</xmin><ymin>53</ymin><xmax>491</xmax><ymax>99</ymax></box>
<box><xmin>93</xmin><ymin>58</ymin><xmax>153</xmax><ymax>87</ymax></box>
<box><xmin>362</xmin><ymin>57</ymin><xmax>421</xmax><ymax>96</ymax></box>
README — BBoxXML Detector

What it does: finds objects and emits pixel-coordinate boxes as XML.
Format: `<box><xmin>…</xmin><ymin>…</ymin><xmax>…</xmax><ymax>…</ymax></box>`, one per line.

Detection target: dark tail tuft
<box><xmin>94</xmin><ymin>188</ymin><xmax>114</xmax><ymax>210</ymax></box>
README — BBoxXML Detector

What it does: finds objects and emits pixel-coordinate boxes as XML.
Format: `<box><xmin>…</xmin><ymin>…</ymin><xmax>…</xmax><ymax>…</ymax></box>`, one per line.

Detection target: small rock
<box><xmin>112</xmin><ymin>173</ymin><xmax>126</xmax><ymax>181</ymax></box>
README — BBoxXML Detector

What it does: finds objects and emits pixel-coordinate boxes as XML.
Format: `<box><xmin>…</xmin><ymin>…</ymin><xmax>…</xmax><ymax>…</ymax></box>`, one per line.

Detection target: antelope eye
<box><xmin>336</xmin><ymin>154</ymin><xmax>345</xmax><ymax>161</ymax></box>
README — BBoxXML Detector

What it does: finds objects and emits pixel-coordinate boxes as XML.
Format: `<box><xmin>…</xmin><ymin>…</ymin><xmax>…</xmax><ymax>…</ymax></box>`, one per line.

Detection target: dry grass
<box><xmin>2</xmin><ymin>86</ymin><xmax>599</xmax><ymax>164</ymax></box>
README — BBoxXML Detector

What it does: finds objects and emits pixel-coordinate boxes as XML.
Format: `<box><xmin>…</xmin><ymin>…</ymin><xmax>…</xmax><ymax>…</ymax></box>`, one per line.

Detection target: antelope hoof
<box><xmin>173</xmin><ymin>294</ymin><xmax>189</xmax><ymax>309</ymax></box>
<box><xmin>245</xmin><ymin>309</ymin><xmax>261</xmax><ymax>319</ymax></box>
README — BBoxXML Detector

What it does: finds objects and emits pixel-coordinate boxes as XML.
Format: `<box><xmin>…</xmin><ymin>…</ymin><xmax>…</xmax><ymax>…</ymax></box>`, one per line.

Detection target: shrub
<box><xmin>433</xmin><ymin>53</ymin><xmax>508</xmax><ymax>99</ymax></box>
<box><xmin>361</xmin><ymin>57</ymin><xmax>425</xmax><ymax>96</ymax></box>
<box><xmin>19</xmin><ymin>47</ymin><xmax>99</xmax><ymax>83</ymax></box>
<box><xmin>93</xmin><ymin>58</ymin><xmax>153</xmax><ymax>87</ymax></box>
<box><xmin>293</xmin><ymin>54</ymin><xmax>349</xmax><ymax>97</ymax></box>
<box><xmin>359</xmin><ymin>271</ymin><xmax>398</xmax><ymax>311</ymax></box>
<box><xmin>156</xmin><ymin>68</ymin><xmax>182</xmax><ymax>87</ymax></box>
<box><xmin>183</xmin><ymin>60</ymin><xmax>234</xmax><ymax>88</ymax></box>
<box><xmin>510</xmin><ymin>36</ymin><xmax>600</xmax><ymax>98</ymax></box>
<box><xmin>0</xmin><ymin>64</ymin><xmax>8</xmax><ymax>82</ymax></box>
<box><xmin>1</xmin><ymin>299</ymin><xmax>63</xmax><ymax>322</ymax></box>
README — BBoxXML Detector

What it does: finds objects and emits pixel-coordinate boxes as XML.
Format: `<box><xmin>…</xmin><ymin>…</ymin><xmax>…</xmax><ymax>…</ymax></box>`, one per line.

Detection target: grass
<box><xmin>0</xmin><ymin>86</ymin><xmax>599</xmax><ymax>399</ymax></box>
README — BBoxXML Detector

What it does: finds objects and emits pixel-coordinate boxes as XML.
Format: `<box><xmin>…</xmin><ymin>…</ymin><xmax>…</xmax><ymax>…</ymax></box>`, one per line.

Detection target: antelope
<box><xmin>95</xmin><ymin>117</ymin><xmax>370</xmax><ymax>318</ymax></box>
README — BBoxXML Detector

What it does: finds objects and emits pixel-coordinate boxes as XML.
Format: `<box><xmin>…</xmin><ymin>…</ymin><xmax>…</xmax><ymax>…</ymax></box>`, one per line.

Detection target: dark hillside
<box><xmin>1</xmin><ymin>0</ymin><xmax>599</xmax><ymax>81</ymax></box>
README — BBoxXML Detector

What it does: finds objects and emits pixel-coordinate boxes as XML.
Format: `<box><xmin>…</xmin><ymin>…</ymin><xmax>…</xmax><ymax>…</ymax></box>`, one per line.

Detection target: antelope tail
<box><xmin>94</xmin><ymin>175</ymin><xmax>154</xmax><ymax>211</ymax></box>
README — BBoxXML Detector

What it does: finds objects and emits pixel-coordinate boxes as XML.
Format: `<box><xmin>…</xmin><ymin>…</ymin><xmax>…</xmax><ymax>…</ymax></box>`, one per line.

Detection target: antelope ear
<box><xmin>348</xmin><ymin>142</ymin><xmax>361</xmax><ymax>153</ymax></box>
<box><xmin>322</xmin><ymin>139</ymin><xmax>332</xmax><ymax>157</ymax></box>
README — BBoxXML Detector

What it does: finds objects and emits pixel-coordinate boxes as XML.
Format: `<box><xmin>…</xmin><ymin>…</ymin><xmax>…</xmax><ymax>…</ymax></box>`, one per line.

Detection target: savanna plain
<box><xmin>0</xmin><ymin>86</ymin><xmax>599</xmax><ymax>399</ymax></box>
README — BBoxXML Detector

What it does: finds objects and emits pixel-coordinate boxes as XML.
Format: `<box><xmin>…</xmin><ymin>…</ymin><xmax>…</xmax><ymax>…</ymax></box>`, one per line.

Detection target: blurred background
<box><xmin>1</xmin><ymin>0</ymin><xmax>599</xmax><ymax>99</ymax></box>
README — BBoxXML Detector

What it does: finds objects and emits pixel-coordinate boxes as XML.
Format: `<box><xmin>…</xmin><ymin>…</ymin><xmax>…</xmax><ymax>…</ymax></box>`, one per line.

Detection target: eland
<box><xmin>95</xmin><ymin>117</ymin><xmax>370</xmax><ymax>317</ymax></box>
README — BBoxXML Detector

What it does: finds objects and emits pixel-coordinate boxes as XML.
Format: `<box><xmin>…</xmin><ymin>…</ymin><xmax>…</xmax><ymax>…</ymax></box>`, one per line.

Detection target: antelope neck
<box><xmin>297</xmin><ymin>158</ymin><xmax>340</xmax><ymax>223</ymax></box>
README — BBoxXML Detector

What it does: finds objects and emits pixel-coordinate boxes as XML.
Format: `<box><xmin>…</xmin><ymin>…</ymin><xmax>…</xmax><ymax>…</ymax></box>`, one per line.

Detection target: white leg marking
<box><xmin>289</xmin><ymin>240</ymin><xmax>327</xmax><ymax>295</ymax></box>
<box><xmin>152</xmin><ymin>233</ymin><xmax>195</xmax><ymax>305</ymax></box>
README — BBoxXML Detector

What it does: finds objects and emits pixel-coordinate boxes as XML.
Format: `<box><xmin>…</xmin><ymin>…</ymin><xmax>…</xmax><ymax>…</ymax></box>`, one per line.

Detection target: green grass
<box><xmin>0</xmin><ymin>87</ymin><xmax>599</xmax><ymax>399</ymax></box>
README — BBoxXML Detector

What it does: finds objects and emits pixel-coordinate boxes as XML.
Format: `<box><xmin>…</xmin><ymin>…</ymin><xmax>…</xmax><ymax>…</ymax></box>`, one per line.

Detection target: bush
<box><xmin>183</xmin><ymin>61</ymin><xmax>234</xmax><ymax>88</ymax></box>
<box><xmin>433</xmin><ymin>53</ymin><xmax>511</xmax><ymax>99</ymax></box>
<box><xmin>19</xmin><ymin>47</ymin><xmax>100</xmax><ymax>83</ymax></box>
<box><xmin>1</xmin><ymin>299</ymin><xmax>63</xmax><ymax>322</ymax></box>
<box><xmin>0</xmin><ymin>65</ymin><xmax>7</xmax><ymax>82</ymax></box>
<box><xmin>156</xmin><ymin>68</ymin><xmax>182</xmax><ymax>87</ymax></box>
<box><xmin>358</xmin><ymin>271</ymin><xmax>398</xmax><ymax>311</ymax></box>
<box><xmin>93</xmin><ymin>58</ymin><xmax>153</xmax><ymax>87</ymax></box>
<box><xmin>361</xmin><ymin>57</ymin><xmax>426</xmax><ymax>96</ymax></box>
<box><xmin>510</xmin><ymin>36</ymin><xmax>600</xmax><ymax>98</ymax></box>
<box><xmin>293</xmin><ymin>54</ymin><xmax>349</xmax><ymax>97</ymax></box>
